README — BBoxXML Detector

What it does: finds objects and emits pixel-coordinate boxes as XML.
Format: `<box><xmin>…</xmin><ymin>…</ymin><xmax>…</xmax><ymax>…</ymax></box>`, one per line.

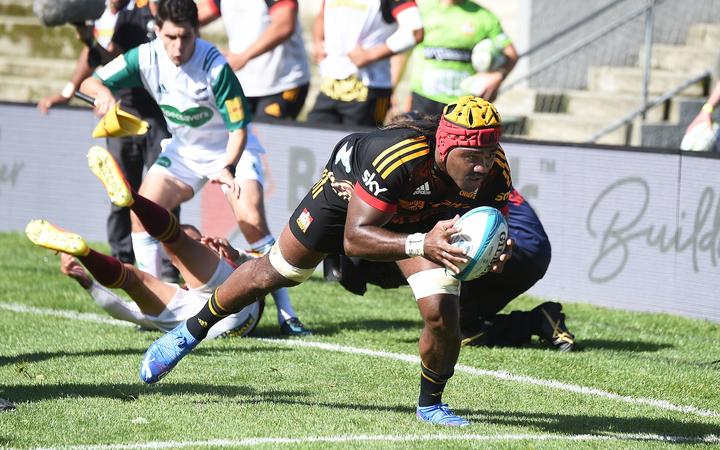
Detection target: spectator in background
<box><xmin>403</xmin><ymin>0</ymin><xmax>518</xmax><ymax>115</ymax></box>
<box><xmin>37</xmin><ymin>0</ymin><xmax>177</xmax><ymax>281</ymax></box>
<box><xmin>307</xmin><ymin>0</ymin><xmax>424</xmax><ymax>127</ymax></box>
<box><xmin>196</xmin><ymin>0</ymin><xmax>311</xmax><ymax>121</ymax></box>
<box><xmin>684</xmin><ymin>79</ymin><xmax>720</xmax><ymax>151</ymax></box>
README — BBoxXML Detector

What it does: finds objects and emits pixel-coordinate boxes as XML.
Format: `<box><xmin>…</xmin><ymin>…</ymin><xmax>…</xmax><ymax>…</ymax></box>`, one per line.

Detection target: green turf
<box><xmin>1</xmin><ymin>231</ymin><xmax>719</xmax><ymax>449</ymax></box>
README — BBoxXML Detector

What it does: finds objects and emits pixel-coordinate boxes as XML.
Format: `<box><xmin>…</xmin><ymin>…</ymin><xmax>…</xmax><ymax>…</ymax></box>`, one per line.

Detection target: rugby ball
<box><xmin>680</xmin><ymin>121</ymin><xmax>719</xmax><ymax>151</ymax></box>
<box><xmin>471</xmin><ymin>38</ymin><xmax>507</xmax><ymax>73</ymax></box>
<box><xmin>446</xmin><ymin>206</ymin><xmax>508</xmax><ymax>281</ymax></box>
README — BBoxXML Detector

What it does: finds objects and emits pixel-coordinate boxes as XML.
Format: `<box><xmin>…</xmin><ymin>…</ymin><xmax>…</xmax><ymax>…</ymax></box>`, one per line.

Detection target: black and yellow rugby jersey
<box><xmin>319</xmin><ymin>126</ymin><xmax>512</xmax><ymax>226</ymax></box>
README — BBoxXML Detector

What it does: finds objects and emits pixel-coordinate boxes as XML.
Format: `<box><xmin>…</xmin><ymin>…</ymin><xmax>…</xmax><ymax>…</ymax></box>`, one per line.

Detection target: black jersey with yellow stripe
<box><xmin>321</xmin><ymin>126</ymin><xmax>512</xmax><ymax>226</ymax></box>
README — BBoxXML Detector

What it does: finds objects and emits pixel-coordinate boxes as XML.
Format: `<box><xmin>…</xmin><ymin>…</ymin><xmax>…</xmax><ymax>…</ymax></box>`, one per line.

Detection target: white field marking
<box><xmin>0</xmin><ymin>302</ymin><xmax>134</xmax><ymax>327</ymax></box>
<box><xmin>27</xmin><ymin>432</ymin><xmax>720</xmax><ymax>449</ymax></box>
<box><xmin>3</xmin><ymin>302</ymin><xmax>720</xmax><ymax>419</ymax></box>
<box><xmin>260</xmin><ymin>338</ymin><xmax>720</xmax><ymax>419</ymax></box>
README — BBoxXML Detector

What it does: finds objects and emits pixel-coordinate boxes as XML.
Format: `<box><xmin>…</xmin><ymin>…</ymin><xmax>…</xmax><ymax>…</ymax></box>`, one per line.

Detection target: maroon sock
<box><xmin>78</xmin><ymin>249</ymin><xmax>128</xmax><ymax>288</ymax></box>
<box><xmin>130</xmin><ymin>192</ymin><xmax>181</xmax><ymax>243</ymax></box>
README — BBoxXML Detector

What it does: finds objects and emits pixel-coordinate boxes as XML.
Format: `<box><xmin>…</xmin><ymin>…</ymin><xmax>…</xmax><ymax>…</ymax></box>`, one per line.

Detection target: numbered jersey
<box><xmin>95</xmin><ymin>38</ymin><xmax>251</xmax><ymax>158</ymax></box>
<box><xmin>320</xmin><ymin>126</ymin><xmax>511</xmax><ymax>227</ymax></box>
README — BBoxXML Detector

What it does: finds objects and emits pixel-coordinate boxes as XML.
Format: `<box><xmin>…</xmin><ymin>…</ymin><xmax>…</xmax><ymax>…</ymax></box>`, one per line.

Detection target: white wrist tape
<box><xmin>405</xmin><ymin>232</ymin><xmax>426</xmax><ymax>257</ymax></box>
<box><xmin>61</xmin><ymin>82</ymin><xmax>76</xmax><ymax>99</ymax></box>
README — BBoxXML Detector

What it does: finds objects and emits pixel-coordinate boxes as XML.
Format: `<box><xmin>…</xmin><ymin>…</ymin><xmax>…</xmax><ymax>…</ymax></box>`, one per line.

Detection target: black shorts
<box><xmin>247</xmin><ymin>83</ymin><xmax>309</xmax><ymax>121</ymax></box>
<box><xmin>307</xmin><ymin>84</ymin><xmax>392</xmax><ymax>127</ymax></box>
<box><xmin>410</xmin><ymin>92</ymin><xmax>446</xmax><ymax>116</ymax></box>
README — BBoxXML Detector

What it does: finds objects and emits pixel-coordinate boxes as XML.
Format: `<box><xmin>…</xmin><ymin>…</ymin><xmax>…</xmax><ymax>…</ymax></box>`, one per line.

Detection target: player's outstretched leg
<box><xmin>87</xmin><ymin>145</ymin><xmax>134</xmax><ymax>207</ymax></box>
<box><xmin>416</xmin><ymin>403</ymin><xmax>470</xmax><ymax>427</ymax></box>
<box><xmin>25</xmin><ymin>220</ymin><xmax>89</xmax><ymax>256</ymax></box>
<box><xmin>140</xmin><ymin>321</ymin><xmax>199</xmax><ymax>383</ymax></box>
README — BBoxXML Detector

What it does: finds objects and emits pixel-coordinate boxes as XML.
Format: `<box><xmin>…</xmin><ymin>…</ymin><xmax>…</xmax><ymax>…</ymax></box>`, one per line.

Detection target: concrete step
<box><xmin>646</xmin><ymin>44</ymin><xmax>717</xmax><ymax>73</ymax></box>
<box><xmin>494</xmin><ymin>88</ymin><xmax>536</xmax><ymax>117</ymax></box>
<box><xmin>686</xmin><ymin>23</ymin><xmax>720</xmax><ymax>48</ymax></box>
<box><xmin>0</xmin><ymin>55</ymin><xmax>75</xmax><ymax>79</ymax></box>
<box><xmin>0</xmin><ymin>0</ymin><xmax>32</xmax><ymax>17</ymax></box>
<box><xmin>0</xmin><ymin>16</ymin><xmax>82</xmax><ymax>59</ymax></box>
<box><xmin>524</xmin><ymin>113</ymin><xmax>630</xmax><ymax>146</ymax></box>
<box><xmin>588</xmin><ymin>66</ymin><xmax>707</xmax><ymax>96</ymax></box>
<box><xmin>0</xmin><ymin>74</ymin><xmax>66</xmax><ymax>103</ymax></box>
<box><xmin>536</xmin><ymin>90</ymin><xmax>666</xmax><ymax>122</ymax></box>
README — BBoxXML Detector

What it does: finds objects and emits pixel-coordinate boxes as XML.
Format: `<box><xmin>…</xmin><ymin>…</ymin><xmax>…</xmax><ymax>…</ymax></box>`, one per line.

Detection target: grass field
<box><xmin>1</xmin><ymin>231</ymin><xmax>719</xmax><ymax>449</ymax></box>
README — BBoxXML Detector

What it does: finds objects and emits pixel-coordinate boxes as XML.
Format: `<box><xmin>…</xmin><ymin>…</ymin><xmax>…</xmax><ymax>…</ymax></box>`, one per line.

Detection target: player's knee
<box><xmin>268</xmin><ymin>242</ymin><xmax>314</xmax><ymax>284</ymax></box>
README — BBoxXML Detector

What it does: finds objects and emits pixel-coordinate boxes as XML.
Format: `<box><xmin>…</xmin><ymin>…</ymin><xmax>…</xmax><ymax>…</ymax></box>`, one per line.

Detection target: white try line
<box><xmin>3</xmin><ymin>302</ymin><xmax>719</xmax><ymax>419</ymax></box>
<box><xmin>27</xmin><ymin>432</ymin><xmax>720</xmax><ymax>449</ymax></box>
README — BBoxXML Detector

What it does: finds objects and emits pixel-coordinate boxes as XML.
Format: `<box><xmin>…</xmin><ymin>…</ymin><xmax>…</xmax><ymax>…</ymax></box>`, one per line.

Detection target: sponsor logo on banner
<box><xmin>296</xmin><ymin>208</ymin><xmax>314</xmax><ymax>233</ymax></box>
<box><xmin>160</xmin><ymin>105</ymin><xmax>213</xmax><ymax>127</ymax></box>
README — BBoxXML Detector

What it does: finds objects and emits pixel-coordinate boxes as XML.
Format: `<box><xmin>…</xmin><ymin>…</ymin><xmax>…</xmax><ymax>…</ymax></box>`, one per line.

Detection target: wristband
<box><xmin>405</xmin><ymin>232</ymin><xmax>426</xmax><ymax>257</ymax></box>
<box><xmin>224</xmin><ymin>164</ymin><xmax>236</xmax><ymax>177</ymax></box>
<box><xmin>702</xmin><ymin>103</ymin><xmax>714</xmax><ymax>114</ymax></box>
<box><xmin>61</xmin><ymin>82</ymin><xmax>76</xmax><ymax>99</ymax></box>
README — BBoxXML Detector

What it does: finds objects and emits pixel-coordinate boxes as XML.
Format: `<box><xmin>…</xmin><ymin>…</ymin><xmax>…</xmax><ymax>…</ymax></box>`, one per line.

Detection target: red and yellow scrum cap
<box><xmin>436</xmin><ymin>96</ymin><xmax>501</xmax><ymax>163</ymax></box>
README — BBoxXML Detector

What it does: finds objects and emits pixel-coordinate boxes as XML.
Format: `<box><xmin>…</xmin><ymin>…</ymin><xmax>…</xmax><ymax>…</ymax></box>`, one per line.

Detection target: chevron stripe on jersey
<box><xmin>494</xmin><ymin>146</ymin><xmax>512</xmax><ymax>189</ymax></box>
<box><xmin>371</xmin><ymin>136</ymin><xmax>430</xmax><ymax>179</ymax></box>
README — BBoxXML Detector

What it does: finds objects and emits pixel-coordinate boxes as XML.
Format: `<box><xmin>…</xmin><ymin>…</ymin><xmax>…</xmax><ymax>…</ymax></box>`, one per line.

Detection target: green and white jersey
<box><xmin>95</xmin><ymin>38</ymin><xmax>251</xmax><ymax>157</ymax></box>
<box><xmin>410</xmin><ymin>0</ymin><xmax>511</xmax><ymax>104</ymax></box>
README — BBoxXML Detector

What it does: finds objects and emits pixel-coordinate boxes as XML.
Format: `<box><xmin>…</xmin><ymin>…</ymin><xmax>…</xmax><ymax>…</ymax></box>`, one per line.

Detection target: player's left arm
<box><xmin>226</xmin><ymin>0</ymin><xmax>299</xmax><ymax>71</ymax></box>
<box><xmin>347</xmin><ymin>0</ymin><xmax>424</xmax><ymax>68</ymax></box>
<box><xmin>209</xmin><ymin>57</ymin><xmax>252</xmax><ymax>195</ymax></box>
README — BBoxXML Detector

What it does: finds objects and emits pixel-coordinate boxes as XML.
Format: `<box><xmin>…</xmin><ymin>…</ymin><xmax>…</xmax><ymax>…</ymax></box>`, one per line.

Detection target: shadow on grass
<box><xmin>2</xmin><ymin>382</ymin><xmax>719</xmax><ymax>439</ymax></box>
<box><xmin>0</xmin><ymin>383</ymin><xmax>310</xmax><ymax>404</ymax></box>
<box><xmin>576</xmin><ymin>339</ymin><xmax>673</xmax><ymax>352</ymax></box>
<box><xmin>457</xmin><ymin>408</ymin><xmax>720</xmax><ymax>440</ymax></box>
<box><xmin>0</xmin><ymin>345</ymin><xmax>292</xmax><ymax>368</ymax></box>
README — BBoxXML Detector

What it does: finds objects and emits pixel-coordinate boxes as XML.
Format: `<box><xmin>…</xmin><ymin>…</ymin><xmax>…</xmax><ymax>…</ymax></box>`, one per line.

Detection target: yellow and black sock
<box><xmin>186</xmin><ymin>289</ymin><xmax>231</xmax><ymax>339</ymax></box>
<box><xmin>418</xmin><ymin>360</ymin><xmax>452</xmax><ymax>407</ymax></box>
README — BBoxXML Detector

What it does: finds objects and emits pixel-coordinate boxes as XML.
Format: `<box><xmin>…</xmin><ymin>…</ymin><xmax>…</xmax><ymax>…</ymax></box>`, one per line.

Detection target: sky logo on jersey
<box><xmin>225</xmin><ymin>97</ymin><xmax>245</xmax><ymax>123</ymax></box>
<box><xmin>362</xmin><ymin>170</ymin><xmax>388</xmax><ymax>196</ymax></box>
<box><xmin>160</xmin><ymin>105</ymin><xmax>213</xmax><ymax>127</ymax></box>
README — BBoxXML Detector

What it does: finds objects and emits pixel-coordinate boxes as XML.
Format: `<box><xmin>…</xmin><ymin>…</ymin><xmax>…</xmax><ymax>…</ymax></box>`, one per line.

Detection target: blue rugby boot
<box><xmin>416</xmin><ymin>403</ymin><xmax>470</xmax><ymax>427</ymax></box>
<box><xmin>280</xmin><ymin>317</ymin><xmax>313</xmax><ymax>337</ymax></box>
<box><xmin>140</xmin><ymin>322</ymin><xmax>199</xmax><ymax>384</ymax></box>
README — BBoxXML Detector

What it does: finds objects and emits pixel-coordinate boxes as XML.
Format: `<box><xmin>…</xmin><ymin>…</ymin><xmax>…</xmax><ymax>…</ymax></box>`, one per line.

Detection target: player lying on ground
<box><xmin>25</xmin><ymin>147</ymin><xmax>263</xmax><ymax>338</ymax></box>
<box><xmin>139</xmin><ymin>96</ymin><xmax>514</xmax><ymax>427</ymax></box>
<box><xmin>327</xmin><ymin>187</ymin><xmax>575</xmax><ymax>351</ymax></box>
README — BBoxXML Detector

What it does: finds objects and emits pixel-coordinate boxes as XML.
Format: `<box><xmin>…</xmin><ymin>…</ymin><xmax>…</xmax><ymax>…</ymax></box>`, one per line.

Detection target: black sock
<box><xmin>418</xmin><ymin>361</ymin><xmax>452</xmax><ymax>407</ymax></box>
<box><xmin>186</xmin><ymin>289</ymin><xmax>231</xmax><ymax>340</ymax></box>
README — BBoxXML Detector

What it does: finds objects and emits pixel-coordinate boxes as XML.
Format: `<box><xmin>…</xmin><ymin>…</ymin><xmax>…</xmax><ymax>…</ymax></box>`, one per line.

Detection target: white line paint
<box><xmin>0</xmin><ymin>302</ymin><xmax>133</xmax><ymax>327</ymax></box>
<box><xmin>28</xmin><ymin>432</ymin><xmax>720</xmax><ymax>449</ymax></box>
<box><xmin>3</xmin><ymin>302</ymin><xmax>719</xmax><ymax>419</ymax></box>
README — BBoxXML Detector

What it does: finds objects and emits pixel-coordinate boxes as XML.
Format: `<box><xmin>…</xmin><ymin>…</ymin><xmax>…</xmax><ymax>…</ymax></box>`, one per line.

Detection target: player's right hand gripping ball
<box><xmin>446</xmin><ymin>206</ymin><xmax>507</xmax><ymax>281</ymax></box>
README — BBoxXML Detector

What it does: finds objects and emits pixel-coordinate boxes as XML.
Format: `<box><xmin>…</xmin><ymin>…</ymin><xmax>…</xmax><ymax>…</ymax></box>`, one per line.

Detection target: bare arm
<box><xmin>37</xmin><ymin>26</ymin><xmax>96</xmax><ymax>113</ymax></box>
<box><xmin>197</xmin><ymin>0</ymin><xmax>221</xmax><ymax>26</ymax></box>
<box><xmin>210</xmin><ymin>127</ymin><xmax>247</xmax><ymax>198</ymax></box>
<box><xmin>687</xmin><ymin>80</ymin><xmax>720</xmax><ymax>132</ymax></box>
<box><xmin>343</xmin><ymin>195</ymin><xmax>467</xmax><ymax>272</ymax></box>
<box><xmin>311</xmin><ymin>5</ymin><xmax>326</xmax><ymax>64</ymax></box>
<box><xmin>226</xmin><ymin>3</ymin><xmax>297</xmax><ymax>71</ymax></box>
<box><xmin>79</xmin><ymin>76</ymin><xmax>116</xmax><ymax>115</ymax></box>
